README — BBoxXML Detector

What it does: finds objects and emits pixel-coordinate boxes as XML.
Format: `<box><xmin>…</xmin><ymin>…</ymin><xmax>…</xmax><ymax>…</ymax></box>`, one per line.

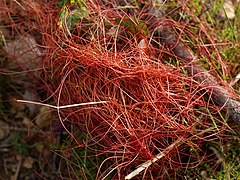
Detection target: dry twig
<box><xmin>125</xmin><ymin>138</ymin><xmax>183</xmax><ymax>180</ymax></box>
<box><xmin>147</xmin><ymin>5</ymin><xmax>240</xmax><ymax>125</ymax></box>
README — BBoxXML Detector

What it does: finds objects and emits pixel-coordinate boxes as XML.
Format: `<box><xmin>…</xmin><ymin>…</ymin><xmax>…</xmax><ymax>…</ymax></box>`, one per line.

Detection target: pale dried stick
<box><xmin>230</xmin><ymin>72</ymin><xmax>240</xmax><ymax>87</ymax></box>
<box><xmin>125</xmin><ymin>138</ymin><xmax>182</xmax><ymax>180</ymax></box>
<box><xmin>16</xmin><ymin>99</ymin><xmax>107</xmax><ymax>109</ymax></box>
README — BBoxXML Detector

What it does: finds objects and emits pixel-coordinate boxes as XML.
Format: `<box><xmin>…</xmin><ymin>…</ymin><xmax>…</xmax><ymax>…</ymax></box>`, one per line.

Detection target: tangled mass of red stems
<box><xmin>2</xmin><ymin>0</ymin><xmax>235</xmax><ymax>179</ymax></box>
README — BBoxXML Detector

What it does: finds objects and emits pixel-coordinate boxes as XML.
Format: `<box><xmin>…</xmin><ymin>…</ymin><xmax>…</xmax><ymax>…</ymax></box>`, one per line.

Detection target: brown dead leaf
<box><xmin>22</xmin><ymin>157</ymin><xmax>34</xmax><ymax>169</ymax></box>
<box><xmin>16</xmin><ymin>154</ymin><xmax>22</xmax><ymax>161</ymax></box>
<box><xmin>5</xmin><ymin>34</ymin><xmax>42</xmax><ymax>71</ymax></box>
<box><xmin>0</xmin><ymin>119</ymin><xmax>9</xmax><ymax>140</ymax></box>
<box><xmin>22</xmin><ymin>117</ymin><xmax>34</xmax><ymax>128</ymax></box>
<box><xmin>35</xmin><ymin>106</ymin><xmax>53</xmax><ymax>129</ymax></box>
<box><xmin>23</xmin><ymin>89</ymin><xmax>40</xmax><ymax>116</ymax></box>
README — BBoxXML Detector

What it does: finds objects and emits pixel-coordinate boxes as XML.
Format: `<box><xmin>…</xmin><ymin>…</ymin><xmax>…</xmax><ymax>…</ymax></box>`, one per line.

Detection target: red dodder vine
<box><xmin>44</xmin><ymin>38</ymin><xmax>228</xmax><ymax>178</ymax></box>
<box><xmin>3</xmin><ymin>0</ymin><xmax>238</xmax><ymax>179</ymax></box>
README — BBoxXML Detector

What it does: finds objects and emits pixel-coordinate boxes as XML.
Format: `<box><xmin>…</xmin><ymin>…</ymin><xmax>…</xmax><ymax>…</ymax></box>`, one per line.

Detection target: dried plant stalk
<box><xmin>147</xmin><ymin>5</ymin><xmax>240</xmax><ymax>125</ymax></box>
<box><xmin>156</xmin><ymin>25</ymin><xmax>240</xmax><ymax>125</ymax></box>
<box><xmin>125</xmin><ymin>138</ymin><xmax>183</xmax><ymax>180</ymax></box>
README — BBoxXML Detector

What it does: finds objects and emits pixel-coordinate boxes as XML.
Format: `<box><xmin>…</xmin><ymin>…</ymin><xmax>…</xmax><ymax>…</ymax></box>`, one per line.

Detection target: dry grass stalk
<box><xmin>125</xmin><ymin>138</ymin><xmax>183</xmax><ymax>180</ymax></box>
